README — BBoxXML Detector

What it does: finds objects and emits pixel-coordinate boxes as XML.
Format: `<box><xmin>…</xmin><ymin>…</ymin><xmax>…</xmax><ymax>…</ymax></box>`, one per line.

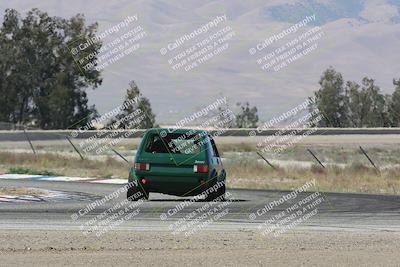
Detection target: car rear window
<box><xmin>144</xmin><ymin>132</ymin><xmax>203</xmax><ymax>155</ymax></box>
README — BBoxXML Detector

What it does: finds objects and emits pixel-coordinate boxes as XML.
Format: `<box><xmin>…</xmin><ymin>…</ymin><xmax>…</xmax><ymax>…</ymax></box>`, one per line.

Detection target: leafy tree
<box><xmin>0</xmin><ymin>8</ymin><xmax>101</xmax><ymax>129</ymax></box>
<box><xmin>311</xmin><ymin>68</ymin><xmax>393</xmax><ymax>127</ymax></box>
<box><xmin>389</xmin><ymin>79</ymin><xmax>400</xmax><ymax>126</ymax></box>
<box><xmin>310</xmin><ymin>67</ymin><xmax>347</xmax><ymax>127</ymax></box>
<box><xmin>215</xmin><ymin>104</ymin><xmax>236</xmax><ymax>128</ymax></box>
<box><xmin>344</xmin><ymin>78</ymin><xmax>389</xmax><ymax>127</ymax></box>
<box><xmin>358</xmin><ymin>77</ymin><xmax>389</xmax><ymax>127</ymax></box>
<box><xmin>235</xmin><ymin>102</ymin><xmax>259</xmax><ymax>128</ymax></box>
<box><xmin>204</xmin><ymin>96</ymin><xmax>236</xmax><ymax>128</ymax></box>
<box><xmin>111</xmin><ymin>81</ymin><xmax>156</xmax><ymax>129</ymax></box>
<box><xmin>344</xmin><ymin>81</ymin><xmax>362</xmax><ymax>127</ymax></box>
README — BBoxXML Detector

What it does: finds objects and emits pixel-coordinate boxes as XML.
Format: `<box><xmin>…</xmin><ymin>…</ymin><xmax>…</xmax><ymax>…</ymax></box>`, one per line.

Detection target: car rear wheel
<box><xmin>204</xmin><ymin>190</ymin><xmax>215</xmax><ymax>201</ymax></box>
<box><xmin>215</xmin><ymin>183</ymin><xmax>226</xmax><ymax>201</ymax></box>
<box><xmin>127</xmin><ymin>187</ymin><xmax>149</xmax><ymax>201</ymax></box>
<box><xmin>204</xmin><ymin>182</ymin><xmax>225</xmax><ymax>201</ymax></box>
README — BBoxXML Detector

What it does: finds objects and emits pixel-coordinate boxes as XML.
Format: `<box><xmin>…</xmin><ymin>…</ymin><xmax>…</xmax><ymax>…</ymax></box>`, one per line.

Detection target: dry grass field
<box><xmin>0</xmin><ymin>187</ymin><xmax>47</xmax><ymax>196</ymax></box>
<box><xmin>1</xmin><ymin>145</ymin><xmax>399</xmax><ymax>195</ymax></box>
<box><xmin>0</xmin><ymin>134</ymin><xmax>399</xmax><ymax>194</ymax></box>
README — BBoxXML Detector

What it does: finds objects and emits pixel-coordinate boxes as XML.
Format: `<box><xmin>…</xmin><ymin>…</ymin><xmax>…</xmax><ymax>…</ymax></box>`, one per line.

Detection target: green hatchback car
<box><xmin>127</xmin><ymin>128</ymin><xmax>226</xmax><ymax>201</ymax></box>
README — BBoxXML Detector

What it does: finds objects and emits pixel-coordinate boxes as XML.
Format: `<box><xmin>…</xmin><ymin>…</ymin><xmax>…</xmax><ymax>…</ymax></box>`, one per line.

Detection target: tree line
<box><xmin>1</xmin><ymin>9</ymin><xmax>399</xmax><ymax>129</ymax></box>
<box><xmin>0</xmin><ymin>8</ymin><xmax>102</xmax><ymax>129</ymax></box>
<box><xmin>0</xmin><ymin>8</ymin><xmax>257</xmax><ymax>130</ymax></box>
<box><xmin>310</xmin><ymin>67</ymin><xmax>400</xmax><ymax>127</ymax></box>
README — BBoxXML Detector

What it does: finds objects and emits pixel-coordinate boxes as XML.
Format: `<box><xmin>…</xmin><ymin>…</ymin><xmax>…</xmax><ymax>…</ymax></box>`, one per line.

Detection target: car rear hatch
<box><xmin>134</xmin><ymin>131</ymin><xmax>209</xmax><ymax>195</ymax></box>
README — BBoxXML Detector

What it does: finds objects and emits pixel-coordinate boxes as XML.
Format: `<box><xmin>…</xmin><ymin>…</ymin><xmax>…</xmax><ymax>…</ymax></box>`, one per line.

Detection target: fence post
<box><xmin>65</xmin><ymin>136</ymin><xmax>84</xmax><ymax>160</ymax></box>
<box><xmin>307</xmin><ymin>149</ymin><xmax>325</xmax><ymax>168</ymax></box>
<box><xmin>23</xmin><ymin>128</ymin><xmax>36</xmax><ymax>155</ymax></box>
<box><xmin>359</xmin><ymin>146</ymin><xmax>379</xmax><ymax>171</ymax></box>
<box><xmin>256</xmin><ymin>151</ymin><xmax>275</xmax><ymax>169</ymax></box>
<box><xmin>110</xmin><ymin>148</ymin><xmax>130</xmax><ymax>164</ymax></box>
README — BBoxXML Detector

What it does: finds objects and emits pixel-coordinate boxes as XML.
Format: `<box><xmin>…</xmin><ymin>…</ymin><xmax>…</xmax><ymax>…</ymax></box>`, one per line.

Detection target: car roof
<box><xmin>145</xmin><ymin>128</ymin><xmax>208</xmax><ymax>135</ymax></box>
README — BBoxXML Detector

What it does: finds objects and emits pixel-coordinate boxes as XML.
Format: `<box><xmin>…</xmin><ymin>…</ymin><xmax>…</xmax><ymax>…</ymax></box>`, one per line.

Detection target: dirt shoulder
<box><xmin>0</xmin><ymin>230</ymin><xmax>398</xmax><ymax>266</ymax></box>
<box><xmin>0</xmin><ymin>187</ymin><xmax>47</xmax><ymax>196</ymax></box>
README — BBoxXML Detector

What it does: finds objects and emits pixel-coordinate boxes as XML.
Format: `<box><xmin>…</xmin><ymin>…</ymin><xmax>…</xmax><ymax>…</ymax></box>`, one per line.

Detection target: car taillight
<box><xmin>135</xmin><ymin>163</ymin><xmax>150</xmax><ymax>171</ymax></box>
<box><xmin>194</xmin><ymin>164</ymin><xmax>208</xmax><ymax>173</ymax></box>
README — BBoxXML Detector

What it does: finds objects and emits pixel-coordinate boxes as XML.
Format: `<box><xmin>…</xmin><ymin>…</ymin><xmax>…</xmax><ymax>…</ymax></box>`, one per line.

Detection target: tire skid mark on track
<box><xmin>0</xmin><ymin>174</ymin><xmax>127</xmax><ymax>184</ymax></box>
<box><xmin>0</xmin><ymin>188</ymin><xmax>100</xmax><ymax>203</ymax></box>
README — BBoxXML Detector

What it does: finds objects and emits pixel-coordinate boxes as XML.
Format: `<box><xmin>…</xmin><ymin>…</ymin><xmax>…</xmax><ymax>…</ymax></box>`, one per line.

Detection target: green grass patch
<box><xmin>7</xmin><ymin>167</ymin><xmax>60</xmax><ymax>176</ymax></box>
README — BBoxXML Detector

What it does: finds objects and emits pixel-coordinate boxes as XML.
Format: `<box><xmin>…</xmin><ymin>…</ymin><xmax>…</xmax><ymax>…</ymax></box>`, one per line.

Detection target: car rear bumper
<box><xmin>130</xmin><ymin>171</ymin><xmax>212</xmax><ymax>196</ymax></box>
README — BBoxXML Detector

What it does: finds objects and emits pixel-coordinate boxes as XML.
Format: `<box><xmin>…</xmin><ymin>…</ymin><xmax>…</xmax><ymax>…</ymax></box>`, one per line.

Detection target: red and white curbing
<box><xmin>0</xmin><ymin>189</ymin><xmax>67</xmax><ymax>203</ymax></box>
<box><xmin>0</xmin><ymin>174</ymin><xmax>127</xmax><ymax>184</ymax></box>
<box><xmin>0</xmin><ymin>187</ymin><xmax>101</xmax><ymax>203</ymax></box>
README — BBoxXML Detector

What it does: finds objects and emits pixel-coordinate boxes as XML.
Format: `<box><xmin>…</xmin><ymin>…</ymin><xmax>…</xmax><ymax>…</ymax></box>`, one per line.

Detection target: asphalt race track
<box><xmin>1</xmin><ymin>179</ymin><xmax>399</xmax><ymax>233</ymax></box>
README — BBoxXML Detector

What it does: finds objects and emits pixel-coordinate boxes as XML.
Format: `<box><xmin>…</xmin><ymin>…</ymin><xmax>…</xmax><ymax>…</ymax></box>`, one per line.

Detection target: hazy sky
<box><xmin>1</xmin><ymin>0</ymin><xmax>400</xmax><ymax>123</ymax></box>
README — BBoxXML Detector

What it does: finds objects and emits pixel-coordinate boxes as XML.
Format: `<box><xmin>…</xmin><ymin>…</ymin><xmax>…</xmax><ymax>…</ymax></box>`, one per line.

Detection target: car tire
<box><xmin>215</xmin><ymin>182</ymin><xmax>226</xmax><ymax>201</ymax></box>
<box><xmin>204</xmin><ymin>182</ymin><xmax>225</xmax><ymax>201</ymax></box>
<box><xmin>127</xmin><ymin>187</ymin><xmax>149</xmax><ymax>201</ymax></box>
<box><xmin>204</xmin><ymin>190</ymin><xmax>216</xmax><ymax>201</ymax></box>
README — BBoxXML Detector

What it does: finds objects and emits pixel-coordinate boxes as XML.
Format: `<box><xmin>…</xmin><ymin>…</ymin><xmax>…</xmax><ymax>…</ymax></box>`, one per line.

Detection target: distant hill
<box><xmin>1</xmin><ymin>0</ymin><xmax>400</xmax><ymax>123</ymax></box>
